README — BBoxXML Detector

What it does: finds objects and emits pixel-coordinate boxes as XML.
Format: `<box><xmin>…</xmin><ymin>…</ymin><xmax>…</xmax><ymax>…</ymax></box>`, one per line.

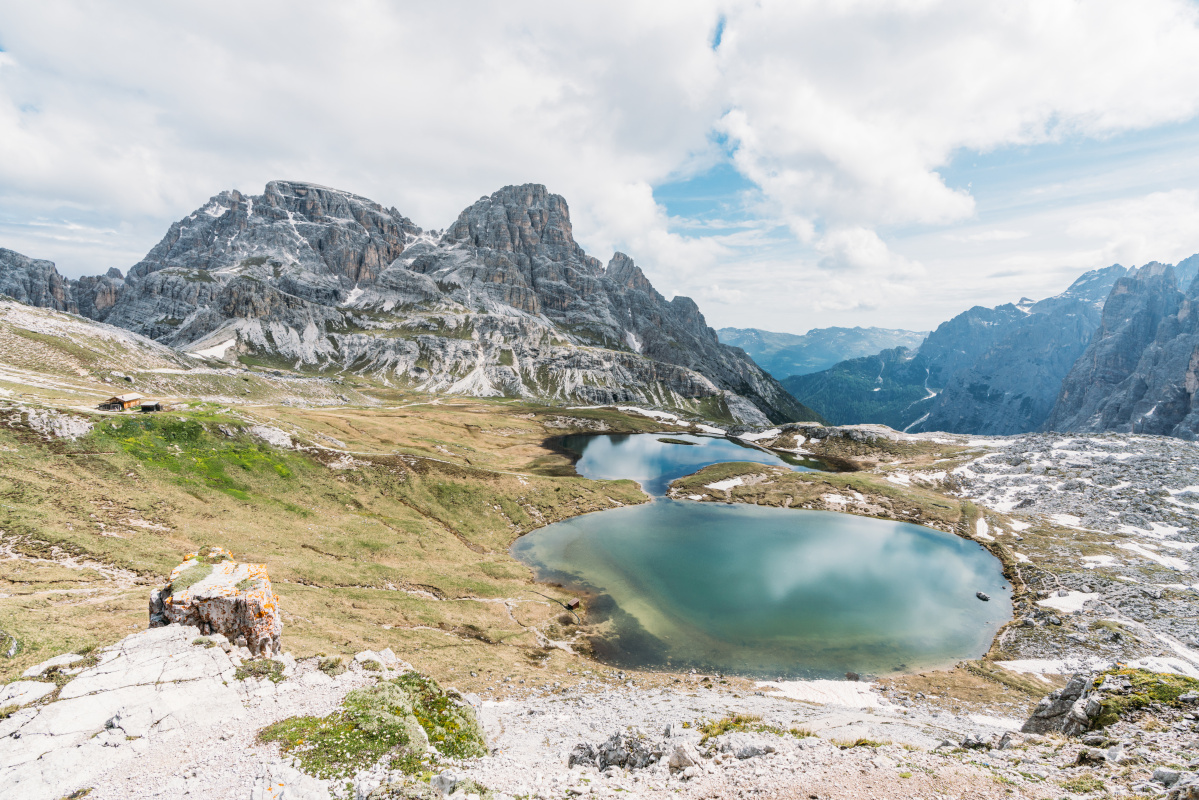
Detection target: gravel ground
<box><xmin>944</xmin><ymin>433</ymin><xmax>1199</xmax><ymax>676</ymax></box>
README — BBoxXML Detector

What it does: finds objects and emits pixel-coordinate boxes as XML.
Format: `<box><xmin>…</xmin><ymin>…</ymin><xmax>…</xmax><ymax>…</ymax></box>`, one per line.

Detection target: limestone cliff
<box><xmin>0</xmin><ymin>183</ymin><xmax>815</xmax><ymax>424</ymax></box>
<box><xmin>1046</xmin><ymin>262</ymin><xmax>1199</xmax><ymax>438</ymax></box>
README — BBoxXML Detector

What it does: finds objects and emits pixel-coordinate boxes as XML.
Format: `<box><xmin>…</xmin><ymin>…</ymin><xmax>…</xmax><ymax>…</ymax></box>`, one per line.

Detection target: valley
<box><xmin>3</xmin><ymin>184</ymin><xmax>1199</xmax><ymax>800</ymax></box>
<box><xmin>3</xmin><ymin>295</ymin><xmax>1199</xmax><ymax>798</ymax></box>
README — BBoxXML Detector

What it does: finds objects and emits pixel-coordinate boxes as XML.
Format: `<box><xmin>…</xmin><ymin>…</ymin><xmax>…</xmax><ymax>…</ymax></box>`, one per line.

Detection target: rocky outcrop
<box><xmin>0</xmin><ymin>248</ymin><xmax>77</xmax><ymax>313</ymax></box>
<box><xmin>150</xmin><ymin>547</ymin><xmax>282</xmax><ymax>656</ymax></box>
<box><xmin>0</xmin><ymin>625</ymin><xmax>245</xmax><ymax>800</ymax></box>
<box><xmin>569</xmin><ymin>731</ymin><xmax>662</xmax><ymax>770</ymax></box>
<box><xmin>1021</xmin><ymin>673</ymin><xmax>1101</xmax><ymax>736</ymax></box>
<box><xmin>1046</xmin><ymin>262</ymin><xmax>1199</xmax><ymax>438</ymax></box>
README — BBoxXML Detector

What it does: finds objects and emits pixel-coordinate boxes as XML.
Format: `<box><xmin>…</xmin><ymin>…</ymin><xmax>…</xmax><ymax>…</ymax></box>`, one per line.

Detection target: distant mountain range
<box><xmin>716</xmin><ymin>326</ymin><xmax>928</xmax><ymax>379</ymax></box>
<box><xmin>0</xmin><ymin>181</ymin><xmax>818</xmax><ymax>425</ymax></box>
<box><xmin>782</xmin><ymin>260</ymin><xmax>1199</xmax><ymax>435</ymax></box>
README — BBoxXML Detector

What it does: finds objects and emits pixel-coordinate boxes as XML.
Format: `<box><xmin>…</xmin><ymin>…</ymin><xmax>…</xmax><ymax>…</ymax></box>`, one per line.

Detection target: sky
<box><xmin>2</xmin><ymin>1</ymin><xmax>1199</xmax><ymax>334</ymax></box>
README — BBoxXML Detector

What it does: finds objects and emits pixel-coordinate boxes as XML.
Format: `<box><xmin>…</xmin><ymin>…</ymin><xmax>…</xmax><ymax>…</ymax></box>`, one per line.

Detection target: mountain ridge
<box><xmin>716</xmin><ymin>325</ymin><xmax>928</xmax><ymax>378</ymax></box>
<box><xmin>782</xmin><ymin>264</ymin><xmax>1130</xmax><ymax>433</ymax></box>
<box><xmin>0</xmin><ymin>181</ymin><xmax>817</xmax><ymax>426</ymax></box>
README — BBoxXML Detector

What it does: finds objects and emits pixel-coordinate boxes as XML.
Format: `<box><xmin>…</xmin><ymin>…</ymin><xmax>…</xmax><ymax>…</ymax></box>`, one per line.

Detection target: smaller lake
<box><xmin>513</xmin><ymin>433</ymin><xmax>1010</xmax><ymax>679</ymax></box>
<box><xmin>559</xmin><ymin>432</ymin><xmax>822</xmax><ymax>495</ymax></box>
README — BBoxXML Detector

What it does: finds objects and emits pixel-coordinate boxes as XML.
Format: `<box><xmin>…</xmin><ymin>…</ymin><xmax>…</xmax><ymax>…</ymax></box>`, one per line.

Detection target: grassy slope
<box><xmin>0</xmin><ymin>397</ymin><xmax>663</xmax><ymax>689</ymax></box>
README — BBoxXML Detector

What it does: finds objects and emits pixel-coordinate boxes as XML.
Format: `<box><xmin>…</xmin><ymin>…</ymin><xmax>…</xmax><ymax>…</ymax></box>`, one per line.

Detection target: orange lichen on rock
<box><xmin>149</xmin><ymin>546</ymin><xmax>282</xmax><ymax>656</ymax></box>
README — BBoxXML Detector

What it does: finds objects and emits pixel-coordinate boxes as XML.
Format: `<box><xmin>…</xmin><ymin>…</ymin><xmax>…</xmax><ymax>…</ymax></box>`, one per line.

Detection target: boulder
<box><xmin>150</xmin><ymin>547</ymin><xmax>282</xmax><ymax>656</ymax></box>
<box><xmin>568</xmin><ymin>731</ymin><xmax>660</xmax><ymax>770</ymax></box>
<box><xmin>666</xmin><ymin>743</ymin><xmax>700</xmax><ymax>773</ymax></box>
<box><xmin>1155</xmin><ymin>767</ymin><xmax>1183</xmax><ymax>787</ymax></box>
<box><xmin>716</xmin><ymin>732</ymin><xmax>776</xmax><ymax>760</ymax></box>
<box><xmin>1021</xmin><ymin>672</ymin><xmax>1100</xmax><ymax>735</ymax></box>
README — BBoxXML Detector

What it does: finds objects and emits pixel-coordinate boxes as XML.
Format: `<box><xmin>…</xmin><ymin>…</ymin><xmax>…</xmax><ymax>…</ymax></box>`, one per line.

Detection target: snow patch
<box><xmin>624</xmin><ymin>330</ymin><xmax>642</xmax><ymax>354</ymax></box>
<box><xmin>189</xmin><ymin>339</ymin><xmax>237</xmax><ymax>360</ymax></box>
<box><xmin>1117</xmin><ymin>542</ymin><xmax>1189</xmax><ymax>571</ymax></box>
<box><xmin>1037</xmin><ymin>591</ymin><xmax>1097</xmax><ymax>613</ymax></box>
<box><xmin>756</xmin><ymin>679</ymin><xmax>886</xmax><ymax>708</ymax></box>
<box><xmin>342</xmin><ymin>285</ymin><xmax>364</xmax><ymax>307</ymax></box>
<box><xmin>737</xmin><ymin>428</ymin><xmax>782</xmax><ymax>443</ymax></box>
<box><xmin>974</xmin><ymin>518</ymin><xmax>994</xmax><ymax>541</ymax></box>
<box><xmin>705</xmin><ymin>477</ymin><xmax>744</xmax><ymax>492</ymax></box>
<box><xmin>995</xmin><ymin>656</ymin><xmax>1110</xmax><ymax>677</ymax></box>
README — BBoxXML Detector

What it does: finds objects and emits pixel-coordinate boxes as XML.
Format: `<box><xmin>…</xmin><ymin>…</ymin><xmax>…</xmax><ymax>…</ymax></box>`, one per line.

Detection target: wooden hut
<box><xmin>99</xmin><ymin>393</ymin><xmax>142</xmax><ymax>411</ymax></box>
<box><xmin>139</xmin><ymin>400</ymin><xmax>162</xmax><ymax>413</ymax></box>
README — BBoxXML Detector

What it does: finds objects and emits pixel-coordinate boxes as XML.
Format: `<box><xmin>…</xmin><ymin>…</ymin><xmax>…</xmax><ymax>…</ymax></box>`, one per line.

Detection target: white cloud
<box><xmin>1066</xmin><ymin>190</ymin><xmax>1199</xmax><ymax>268</ymax></box>
<box><xmin>0</xmin><ymin>0</ymin><xmax>1198</xmax><ymax>331</ymax></box>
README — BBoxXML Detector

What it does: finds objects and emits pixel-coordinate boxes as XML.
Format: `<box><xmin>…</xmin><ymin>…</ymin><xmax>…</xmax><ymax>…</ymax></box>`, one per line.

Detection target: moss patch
<box><xmin>168</xmin><ymin>563</ymin><xmax>212</xmax><ymax>595</ymax></box>
<box><xmin>258</xmin><ymin>673</ymin><xmax>485</xmax><ymax>779</ymax></box>
<box><xmin>697</xmin><ymin>712</ymin><xmax>814</xmax><ymax>744</ymax></box>
<box><xmin>1092</xmin><ymin>668</ymin><xmax>1199</xmax><ymax>728</ymax></box>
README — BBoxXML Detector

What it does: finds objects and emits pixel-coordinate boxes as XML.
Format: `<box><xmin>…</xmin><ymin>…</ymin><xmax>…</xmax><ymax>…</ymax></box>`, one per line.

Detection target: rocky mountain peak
<box><xmin>125</xmin><ymin>181</ymin><xmax>420</xmax><ymax>287</ymax></box>
<box><xmin>0</xmin><ymin>181</ymin><xmax>817</xmax><ymax>425</ymax></box>
<box><xmin>443</xmin><ymin>183</ymin><xmax>593</xmax><ymax>268</ymax></box>
<box><xmin>605</xmin><ymin>252</ymin><xmax>656</xmax><ymax>295</ymax></box>
<box><xmin>0</xmin><ymin>248</ymin><xmax>76</xmax><ymax>313</ymax></box>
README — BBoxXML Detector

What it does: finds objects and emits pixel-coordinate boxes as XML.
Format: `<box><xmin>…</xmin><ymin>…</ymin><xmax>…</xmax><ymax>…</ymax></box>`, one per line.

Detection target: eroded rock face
<box><xmin>150</xmin><ymin>547</ymin><xmax>282</xmax><ymax>656</ymax></box>
<box><xmin>1021</xmin><ymin>673</ymin><xmax>1100</xmax><ymax>736</ymax></box>
<box><xmin>0</xmin><ymin>248</ymin><xmax>77</xmax><ymax>313</ymax></box>
<box><xmin>1047</xmin><ymin>262</ymin><xmax>1199</xmax><ymax>438</ymax></box>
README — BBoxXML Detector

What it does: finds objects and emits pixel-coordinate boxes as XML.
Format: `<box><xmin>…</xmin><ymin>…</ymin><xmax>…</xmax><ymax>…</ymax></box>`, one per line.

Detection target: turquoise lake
<box><xmin>511</xmin><ymin>433</ymin><xmax>1010</xmax><ymax>679</ymax></box>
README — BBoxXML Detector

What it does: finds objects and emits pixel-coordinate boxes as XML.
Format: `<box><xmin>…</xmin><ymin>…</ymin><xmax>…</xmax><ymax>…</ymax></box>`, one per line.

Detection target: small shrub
<box><xmin>236</xmin><ymin>659</ymin><xmax>284</xmax><ymax>683</ymax></box>
<box><xmin>0</xmin><ymin>704</ymin><xmax>18</xmax><ymax>720</ymax></box>
<box><xmin>361</xmin><ymin>659</ymin><xmax>383</xmax><ymax>672</ymax></box>
<box><xmin>898</xmin><ymin>772</ymin><xmax>912</xmax><ymax>779</ymax></box>
<box><xmin>698</xmin><ymin>713</ymin><xmax>761</xmax><ymax>743</ymax></box>
<box><xmin>835</xmin><ymin>737</ymin><xmax>889</xmax><ymax>749</ymax></box>
<box><xmin>319</xmin><ymin>656</ymin><xmax>346</xmax><ymax>676</ymax></box>
<box><xmin>1060</xmin><ymin>774</ymin><xmax>1105</xmax><ymax>794</ymax></box>
<box><xmin>192</xmin><ymin>637</ymin><xmax>215</xmax><ymax>648</ymax></box>
<box><xmin>394</xmin><ymin>672</ymin><xmax>487</xmax><ymax>760</ymax></box>
<box><xmin>200</xmin><ymin>549</ymin><xmax>233</xmax><ymax>565</ymax></box>
<box><xmin>697</xmin><ymin>713</ymin><xmax>812</xmax><ymax>743</ymax></box>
